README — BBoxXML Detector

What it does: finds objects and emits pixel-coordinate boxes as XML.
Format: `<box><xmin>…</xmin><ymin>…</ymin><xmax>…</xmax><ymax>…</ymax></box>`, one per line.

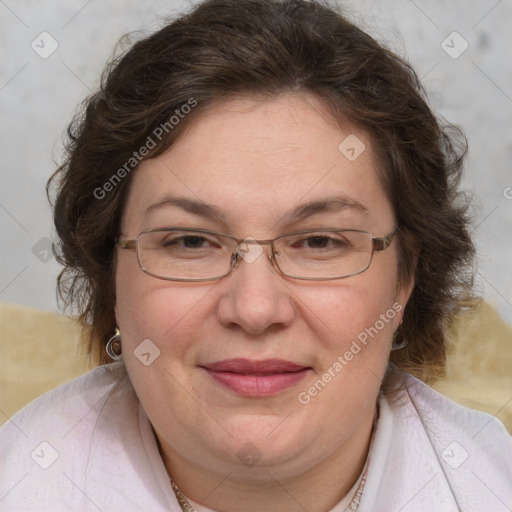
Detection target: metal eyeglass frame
<box><xmin>117</xmin><ymin>226</ymin><xmax>400</xmax><ymax>282</ymax></box>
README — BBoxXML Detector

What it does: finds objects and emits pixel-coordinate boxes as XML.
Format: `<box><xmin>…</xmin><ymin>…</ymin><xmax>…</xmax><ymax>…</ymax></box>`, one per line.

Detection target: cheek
<box><xmin>114</xmin><ymin>270</ymin><xmax>214</xmax><ymax>417</ymax></box>
<box><xmin>309</xmin><ymin>274</ymin><xmax>399</xmax><ymax>350</ymax></box>
<box><xmin>115</xmin><ymin>256</ymin><xmax>212</xmax><ymax>356</ymax></box>
<box><xmin>296</xmin><ymin>273</ymin><xmax>399</xmax><ymax>420</ymax></box>
<box><xmin>290</xmin><ymin>281</ymin><xmax>398</xmax><ymax>456</ymax></box>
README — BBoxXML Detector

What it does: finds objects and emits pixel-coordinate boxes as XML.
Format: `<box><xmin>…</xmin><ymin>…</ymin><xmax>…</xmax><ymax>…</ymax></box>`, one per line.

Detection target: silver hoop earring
<box><xmin>106</xmin><ymin>328</ymin><xmax>122</xmax><ymax>360</ymax></box>
<box><xmin>391</xmin><ymin>337</ymin><xmax>409</xmax><ymax>351</ymax></box>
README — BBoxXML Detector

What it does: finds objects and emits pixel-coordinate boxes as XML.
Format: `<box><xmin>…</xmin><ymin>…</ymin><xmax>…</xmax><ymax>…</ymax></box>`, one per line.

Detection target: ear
<box><xmin>393</xmin><ymin>275</ymin><xmax>414</xmax><ymax>327</ymax></box>
<box><xmin>393</xmin><ymin>244</ymin><xmax>419</xmax><ymax>329</ymax></box>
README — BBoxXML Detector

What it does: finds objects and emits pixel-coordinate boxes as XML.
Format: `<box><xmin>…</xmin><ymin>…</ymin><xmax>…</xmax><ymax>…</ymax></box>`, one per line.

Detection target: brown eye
<box><xmin>290</xmin><ymin>234</ymin><xmax>348</xmax><ymax>250</ymax></box>
<box><xmin>163</xmin><ymin>235</ymin><xmax>210</xmax><ymax>249</ymax></box>
<box><xmin>303</xmin><ymin>236</ymin><xmax>332</xmax><ymax>249</ymax></box>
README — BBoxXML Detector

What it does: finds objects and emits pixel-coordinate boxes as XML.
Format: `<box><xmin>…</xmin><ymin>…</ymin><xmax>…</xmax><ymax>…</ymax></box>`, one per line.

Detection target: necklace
<box><xmin>170</xmin><ymin>479</ymin><xmax>199</xmax><ymax>512</ymax></box>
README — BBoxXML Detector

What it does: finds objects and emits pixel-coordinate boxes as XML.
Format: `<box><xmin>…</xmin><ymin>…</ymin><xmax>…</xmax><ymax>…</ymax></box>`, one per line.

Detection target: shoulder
<box><xmin>1</xmin><ymin>364</ymin><xmax>126</xmax><ymax>441</ymax></box>
<box><xmin>0</xmin><ymin>364</ymin><xmax>140</xmax><ymax>510</ymax></box>
<box><xmin>363</xmin><ymin>376</ymin><xmax>512</xmax><ymax>511</ymax></box>
<box><xmin>398</xmin><ymin>373</ymin><xmax>512</xmax><ymax>508</ymax></box>
<box><xmin>402</xmin><ymin>372</ymin><xmax>511</xmax><ymax>447</ymax></box>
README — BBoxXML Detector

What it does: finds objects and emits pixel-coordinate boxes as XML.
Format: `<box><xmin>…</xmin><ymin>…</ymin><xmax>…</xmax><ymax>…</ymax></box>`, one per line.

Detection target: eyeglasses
<box><xmin>117</xmin><ymin>226</ymin><xmax>399</xmax><ymax>282</ymax></box>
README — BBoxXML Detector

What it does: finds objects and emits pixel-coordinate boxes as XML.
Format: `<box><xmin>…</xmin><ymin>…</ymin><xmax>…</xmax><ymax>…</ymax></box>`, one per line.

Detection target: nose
<box><xmin>216</xmin><ymin>242</ymin><xmax>295</xmax><ymax>335</ymax></box>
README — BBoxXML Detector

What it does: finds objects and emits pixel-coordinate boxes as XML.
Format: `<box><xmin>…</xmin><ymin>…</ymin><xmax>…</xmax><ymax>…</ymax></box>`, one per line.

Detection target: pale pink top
<box><xmin>1</xmin><ymin>364</ymin><xmax>511</xmax><ymax>511</ymax></box>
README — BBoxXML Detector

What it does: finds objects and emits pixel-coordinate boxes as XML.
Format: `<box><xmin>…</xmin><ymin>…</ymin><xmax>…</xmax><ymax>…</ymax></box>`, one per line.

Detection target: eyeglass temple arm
<box><xmin>117</xmin><ymin>239</ymin><xmax>137</xmax><ymax>251</ymax></box>
<box><xmin>373</xmin><ymin>227</ymin><xmax>400</xmax><ymax>251</ymax></box>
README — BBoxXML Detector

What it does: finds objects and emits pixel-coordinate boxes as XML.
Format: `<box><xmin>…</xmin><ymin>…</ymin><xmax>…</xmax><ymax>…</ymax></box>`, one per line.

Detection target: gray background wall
<box><xmin>1</xmin><ymin>0</ymin><xmax>511</xmax><ymax>325</ymax></box>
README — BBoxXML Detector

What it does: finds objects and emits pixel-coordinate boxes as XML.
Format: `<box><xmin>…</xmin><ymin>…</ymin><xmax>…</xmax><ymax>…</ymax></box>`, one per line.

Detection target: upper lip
<box><xmin>201</xmin><ymin>358</ymin><xmax>309</xmax><ymax>374</ymax></box>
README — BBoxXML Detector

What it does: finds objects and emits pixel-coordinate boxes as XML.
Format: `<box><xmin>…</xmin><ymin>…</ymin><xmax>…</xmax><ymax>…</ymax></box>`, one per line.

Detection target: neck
<box><xmin>158</xmin><ymin>405</ymin><xmax>376</xmax><ymax>512</ymax></box>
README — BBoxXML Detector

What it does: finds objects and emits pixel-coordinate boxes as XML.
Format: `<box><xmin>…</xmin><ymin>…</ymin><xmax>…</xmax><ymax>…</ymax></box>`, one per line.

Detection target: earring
<box><xmin>391</xmin><ymin>320</ymin><xmax>408</xmax><ymax>351</ymax></box>
<box><xmin>391</xmin><ymin>337</ymin><xmax>408</xmax><ymax>351</ymax></box>
<box><xmin>106</xmin><ymin>328</ymin><xmax>122</xmax><ymax>360</ymax></box>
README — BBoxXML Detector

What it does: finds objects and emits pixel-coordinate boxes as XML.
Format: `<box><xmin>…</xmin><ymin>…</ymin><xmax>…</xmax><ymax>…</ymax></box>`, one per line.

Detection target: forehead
<box><xmin>121</xmin><ymin>93</ymin><xmax>394</xmax><ymax>235</ymax></box>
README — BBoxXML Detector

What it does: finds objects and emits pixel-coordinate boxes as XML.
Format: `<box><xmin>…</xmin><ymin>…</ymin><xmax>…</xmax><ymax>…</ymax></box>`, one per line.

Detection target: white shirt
<box><xmin>1</xmin><ymin>364</ymin><xmax>511</xmax><ymax>511</ymax></box>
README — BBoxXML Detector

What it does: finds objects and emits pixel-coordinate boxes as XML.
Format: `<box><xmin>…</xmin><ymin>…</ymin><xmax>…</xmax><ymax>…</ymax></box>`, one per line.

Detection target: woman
<box><xmin>1</xmin><ymin>0</ymin><xmax>510</xmax><ymax>510</ymax></box>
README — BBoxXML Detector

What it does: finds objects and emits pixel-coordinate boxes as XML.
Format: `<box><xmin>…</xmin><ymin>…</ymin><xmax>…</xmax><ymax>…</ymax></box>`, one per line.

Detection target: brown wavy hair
<box><xmin>47</xmin><ymin>0</ymin><xmax>475</xmax><ymax>383</ymax></box>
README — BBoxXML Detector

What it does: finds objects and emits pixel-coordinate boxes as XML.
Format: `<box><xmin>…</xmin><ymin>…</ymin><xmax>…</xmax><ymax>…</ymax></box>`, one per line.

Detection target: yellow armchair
<box><xmin>0</xmin><ymin>303</ymin><xmax>93</xmax><ymax>426</ymax></box>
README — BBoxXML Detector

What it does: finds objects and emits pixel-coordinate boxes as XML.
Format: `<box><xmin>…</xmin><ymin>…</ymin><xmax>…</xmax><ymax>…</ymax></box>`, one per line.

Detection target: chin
<box><xmin>210</xmin><ymin>415</ymin><xmax>310</xmax><ymax>467</ymax></box>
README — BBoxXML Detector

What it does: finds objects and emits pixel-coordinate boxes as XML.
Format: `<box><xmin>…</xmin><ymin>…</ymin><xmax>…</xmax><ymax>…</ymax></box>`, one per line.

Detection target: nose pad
<box><xmin>230</xmin><ymin>240</ymin><xmax>275</xmax><ymax>272</ymax></box>
<box><xmin>230</xmin><ymin>251</ymin><xmax>240</xmax><ymax>268</ymax></box>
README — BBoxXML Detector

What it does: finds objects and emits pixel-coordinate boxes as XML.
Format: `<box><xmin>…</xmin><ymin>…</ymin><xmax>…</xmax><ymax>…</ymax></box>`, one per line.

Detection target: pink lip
<box><xmin>201</xmin><ymin>358</ymin><xmax>311</xmax><ymax>397</ymax></box>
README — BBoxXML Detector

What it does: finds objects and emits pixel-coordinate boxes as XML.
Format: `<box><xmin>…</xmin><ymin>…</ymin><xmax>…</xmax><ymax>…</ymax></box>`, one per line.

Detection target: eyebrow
<box><xmin>278</xmin><ymin>195</ymin><xmax>368</xmax><ymax>225</ymax></box>
<box><xmin>144</xmin><ymin>194</ymin><xmax>368</xmax><ymax>226</ymax></box>
<box><xmin>144</xmin><ymin>196</ymin><xmax>230</xmax><ymax>223</ymax></box>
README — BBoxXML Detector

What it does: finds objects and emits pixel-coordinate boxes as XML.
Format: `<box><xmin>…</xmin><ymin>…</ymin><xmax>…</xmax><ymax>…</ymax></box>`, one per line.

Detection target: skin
<box><xmin>115</xmin><ymin>92</ymin><xmax>415</xmax><ymax>512</ymax></box>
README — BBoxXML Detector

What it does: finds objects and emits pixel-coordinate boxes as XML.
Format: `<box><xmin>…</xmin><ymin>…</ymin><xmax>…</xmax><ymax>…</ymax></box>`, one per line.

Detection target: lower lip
<box><xmin>205</xmin><ymin>368</ymin><xmax>311</xmax><ymax>397</ymax></box>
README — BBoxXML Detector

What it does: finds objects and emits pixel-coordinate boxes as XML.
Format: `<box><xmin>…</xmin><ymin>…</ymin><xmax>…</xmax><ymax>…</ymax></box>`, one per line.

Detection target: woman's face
<box><xmin>115</xmin><ymin>93</ymin><xmax>413</xmax><ymax>480</ymax></box>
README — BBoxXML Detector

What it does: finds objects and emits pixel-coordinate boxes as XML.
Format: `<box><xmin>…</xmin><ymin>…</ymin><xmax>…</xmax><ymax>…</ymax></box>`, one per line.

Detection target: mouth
<box><xmin>200</xmin><ymin>358</ymin><xmax>312</xmax><ymax>397</ymax></box>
